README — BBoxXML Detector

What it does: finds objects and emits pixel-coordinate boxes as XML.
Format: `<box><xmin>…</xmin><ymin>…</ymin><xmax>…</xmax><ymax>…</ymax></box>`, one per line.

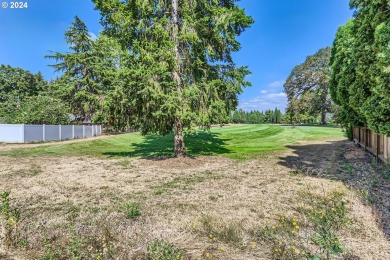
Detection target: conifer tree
<box><xmin>46</xmin><ymin>16</ymin><xmax>101</xmax><ymax>123</ymax></box>
<box><xmin>330</xmin><ymin>1</ymin><xmax>390</xmax><ymax>135</ymax></box>
<box><xmin>93</xmin><ymin>0</ymin><xmax>253</xmax><ymax>157</ymax></box>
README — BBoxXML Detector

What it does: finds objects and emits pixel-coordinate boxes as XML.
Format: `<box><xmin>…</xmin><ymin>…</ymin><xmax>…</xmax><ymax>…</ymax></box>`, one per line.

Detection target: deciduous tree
<box><xmin>4</xmin><ymin>95</ymin><xmax>70</xmax><ymax>125</ymax></box>
<box><xmin>0</xmin><ymin>65</ymin><xmax>47</xmax><ymax>119</ymax></box>
<box><xmin>284</xmin><ymin>47</ymin><xmax>332</xmax><ymax>125</ymax></box>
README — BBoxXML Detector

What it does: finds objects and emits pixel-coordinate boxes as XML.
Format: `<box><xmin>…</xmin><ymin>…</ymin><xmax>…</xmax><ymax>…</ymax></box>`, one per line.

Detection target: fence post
<box><xmin>377</xmin><ymin>133</ymin><xmax>380</xmax><ymax>160</ymax></box>
<box><xmin>21</xmin><ymin>124</ymin><xmax>25</xmax><ymax>143</ymax></box>
<box><xmin>43</xmin><ymin>124</ymin><xmax>46</xmax><ymax>142</ymax></box>
<box><xmin>83</xmin><ymin>125</ymin><xmax>85</xmax><ymax>138</ymax></box>
<box><xmin>72</xmin><ymin>125</ymin><xmax>75</xmax><ymax>139</ymax></box>
<box><xmin>358</xmin><ymin>127</ymin><xmax>361</xmax><ymax>144</ymax></box>
<box><xmin>364</xmin><ymin>128</ymin><xmax>368</xmax><ymax>150</ymax></box>
<box><xmin>100</xmin><ymin>125</ymin><xmax>102</xmax><ymax>136</ymax></box>
<box><xmin>59</xmin><ymin>125</ymin><xmax>62</xmax><ymax>141</ymax></box>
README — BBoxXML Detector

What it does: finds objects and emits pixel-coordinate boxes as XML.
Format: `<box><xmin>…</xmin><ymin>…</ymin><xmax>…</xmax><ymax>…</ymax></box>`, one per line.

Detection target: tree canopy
<box><xmin>46</xmin><ymin>16</ymin><xmax>104</xmax><ymax>124</ymax></box>
<box><xmin>0</xmin><ymin>65</ymin><xmax>48</xmax><ymax>120</ymax></box>
<box><xmin>93</xmin><ymin>0</ymin><xmax>253</xmax><ymax>156</ymax></box>
<box><xmin>285</xmin><ymin>92</ymin><xmax>326</xmax><ymax>124</ymax></box>
<box><xmin>0</xmin><ymin>65</ymin><xmax>46</xmax><ymax>105</ymax></box>
<box><xmin>3</xmin><ymin>95</ymin><xmax>70</xmax><ymax>125</ymax></box>
<box><xmin>284</xmin><ymin>47</ymin><xmax>332</xmax><ymax>125</ymax></box>
<box><xmin>330</xmin><ymin>0</ymin><xmax>390</xmax><ymax>136</ymax></box>
<box><xmin>47</xmin><ymin>16</ymin><xmax>136</xmax><ymax>130</ymax></box>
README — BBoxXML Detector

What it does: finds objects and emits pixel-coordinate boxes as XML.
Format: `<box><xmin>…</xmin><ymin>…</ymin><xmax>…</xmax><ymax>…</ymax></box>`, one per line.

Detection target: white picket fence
<box><xmin>0</xmin><ymin>124</ymin><xmax>102</xmax><ymax>143</ymax></box>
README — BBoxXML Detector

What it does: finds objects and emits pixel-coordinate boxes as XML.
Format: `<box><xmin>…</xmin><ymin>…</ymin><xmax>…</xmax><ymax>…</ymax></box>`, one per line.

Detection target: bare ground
<box><xmin>0</xmin><ymin>138</ymin><xmax>389</xmax><ymax>259</ymax></box>
<box><xmin>280</xmin><ymin>140</ymin><xmax>390</xmax><ymax>239</ymax></box>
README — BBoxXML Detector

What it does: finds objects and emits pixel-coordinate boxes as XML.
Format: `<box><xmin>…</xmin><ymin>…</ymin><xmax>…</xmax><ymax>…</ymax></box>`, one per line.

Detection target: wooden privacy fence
<box><xmin>353</xmin><ymin>127</ymin><xmax>390</xmax><ymax>162</ymax></box>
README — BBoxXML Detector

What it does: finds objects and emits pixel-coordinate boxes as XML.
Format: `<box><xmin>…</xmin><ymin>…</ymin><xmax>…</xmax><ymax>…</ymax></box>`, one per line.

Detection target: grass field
<box><xmin>1</xmin><ymin>125</ymin><xmax>389</xmax><ymax>260</ymax></box>
<box><xmin>0</xmin><ymin>124</ymin><xmax>345</xmax><ymax>160</ymax></box>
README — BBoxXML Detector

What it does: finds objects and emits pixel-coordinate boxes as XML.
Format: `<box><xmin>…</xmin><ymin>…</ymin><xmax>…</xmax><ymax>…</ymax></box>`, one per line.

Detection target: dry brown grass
<box><xmin>0</xmin><ymin>140</ymin><xmax>389</xmax><ymax>259</ymax></box>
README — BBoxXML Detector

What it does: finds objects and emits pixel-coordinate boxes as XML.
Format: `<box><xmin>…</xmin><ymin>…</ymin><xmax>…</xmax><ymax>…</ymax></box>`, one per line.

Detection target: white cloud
<box><xmin>88</xmin><ymin>32</ymin><xmax>98</xmax><ymax>41</ymax></box>
<box><xmin>238</xmin><ymin>92</ymin><xmax>288</xmax><ymax>112</ymax></box>
<box><xmin>238</xmin><ymin>79</ymin><xmax>288</xmax><ymax>112</ymax></box>
<box><xmin>268</xmin><ymin>80</ymin><xmax>285</xmax><ymax>88</ymax></box>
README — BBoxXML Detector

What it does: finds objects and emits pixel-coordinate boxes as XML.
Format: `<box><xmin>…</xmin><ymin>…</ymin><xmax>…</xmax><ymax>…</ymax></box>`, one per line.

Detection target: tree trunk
<box><xmin>171</xmin><ymin>0</ymin><xmax>186</xmax><ymax>157</ymax></box>
<box><xmin>320</xmin><ymin>87</ymin><xmax>328</xmax><ymax>125</ymax></box>
<box><xmin>174</xmin><ymin>116</ymin><xmax>185</xmax><ymax>157</ymax></box>
<box><xmin>321</xmin><ymin>109</ymin><xmax>326</xmax><ymax>125</ymax></box>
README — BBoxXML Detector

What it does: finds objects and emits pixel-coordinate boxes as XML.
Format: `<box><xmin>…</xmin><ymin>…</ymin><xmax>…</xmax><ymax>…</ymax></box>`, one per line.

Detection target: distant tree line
<box><xmin>230</xmin><ymin>108</ymin><xmax>284</xmax><ymax>124</ymax></box>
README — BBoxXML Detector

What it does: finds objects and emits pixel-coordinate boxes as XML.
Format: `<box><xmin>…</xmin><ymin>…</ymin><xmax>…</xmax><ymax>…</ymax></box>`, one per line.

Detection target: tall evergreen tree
<box><xmin>93</xmin><ymin>0</ymin><xmax>253</xmax><ymax>157</ymax></box>
<box><xmin>46</xmin><ymin>16</ymin><xmax>102</xmax><ymax>123</ymax></box>
<box><xmin>91</xmin><ymin>34</ymin><xmax>136</xmax><ymax>130</ymax></box>
<box><xmin>329</xmin><ymin>20</ymin><xmax>363</xmax><ymax>135</ymax></box>
<box><xmin>330</xmin><ymin>1</ymin><xmax>390</xmax><ymax>135</ymax></box>
<box><xmin>274</xmin><ymin>107</ymin><xmax>282</xmax><ymax>124</ymax></box>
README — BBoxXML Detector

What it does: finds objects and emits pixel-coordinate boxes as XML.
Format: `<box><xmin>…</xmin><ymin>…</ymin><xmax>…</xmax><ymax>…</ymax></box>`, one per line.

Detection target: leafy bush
<box><xmin>3</xmin><ymin>95</ymin><xmax>70</xmax><ymax>125</ymax></box>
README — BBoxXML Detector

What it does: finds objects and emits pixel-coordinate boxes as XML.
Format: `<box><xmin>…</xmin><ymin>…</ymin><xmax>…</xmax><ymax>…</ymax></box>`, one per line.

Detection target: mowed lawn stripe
<box><xmin>0</xmin><ymin>124</ymin><xmax>345</xmax><ymax>159</ymax></box>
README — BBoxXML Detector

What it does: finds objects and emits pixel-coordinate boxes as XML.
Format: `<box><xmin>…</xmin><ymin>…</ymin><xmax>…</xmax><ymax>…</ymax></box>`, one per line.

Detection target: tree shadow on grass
<box><xmin>277</xmin><ymin>140</ymin><xmax>346</xmax><ymax>177</ymax></box>
<box><xmin>102</xmin><ymin>131</ymin><xmax>232</xmax><ymax>159</ymax></box>
<box><xmin>278</xmin><ymin>140</ymin><xmax>390</xmax><ymax>239</ymax></box>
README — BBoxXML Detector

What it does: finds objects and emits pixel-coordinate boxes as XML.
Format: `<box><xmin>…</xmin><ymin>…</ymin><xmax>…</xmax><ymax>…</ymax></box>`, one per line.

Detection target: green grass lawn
<box><xmin>0</xmin><ymin>124</ymin><xmax>345</xmax><ymax>160</ymax></box>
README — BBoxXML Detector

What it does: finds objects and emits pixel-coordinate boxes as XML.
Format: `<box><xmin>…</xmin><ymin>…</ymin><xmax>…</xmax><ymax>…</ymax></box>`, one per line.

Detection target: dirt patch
<box><xmin>0</xmin><ymin>139</ymin><xmax>389</xmax><ymax>259</ymax></box>
<box><xmin>138</xmin><ymin>156</ymin><xmax>232</xmax><ymax>170</ymax></box>
<box><xmin>337</xmin><ymin>142</ymin><xmax>390</xmax><ymax>238</ymax></box>
<box><xmin>279</xmin><ymin>139</ymin><xmax>390</xmax><ymax>239</ymax></box>
<box><xmin>279</xmin><ymin>139</ymin><xmax>346</xmax><ymax>176</ymax></box>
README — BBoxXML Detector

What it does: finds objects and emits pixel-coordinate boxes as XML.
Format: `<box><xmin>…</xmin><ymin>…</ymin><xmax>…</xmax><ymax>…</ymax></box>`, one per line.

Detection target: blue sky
<box><xmin>0</xmin><ymin>0</ymin><xmax>352</xmax><ymax>112</ymax></box>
